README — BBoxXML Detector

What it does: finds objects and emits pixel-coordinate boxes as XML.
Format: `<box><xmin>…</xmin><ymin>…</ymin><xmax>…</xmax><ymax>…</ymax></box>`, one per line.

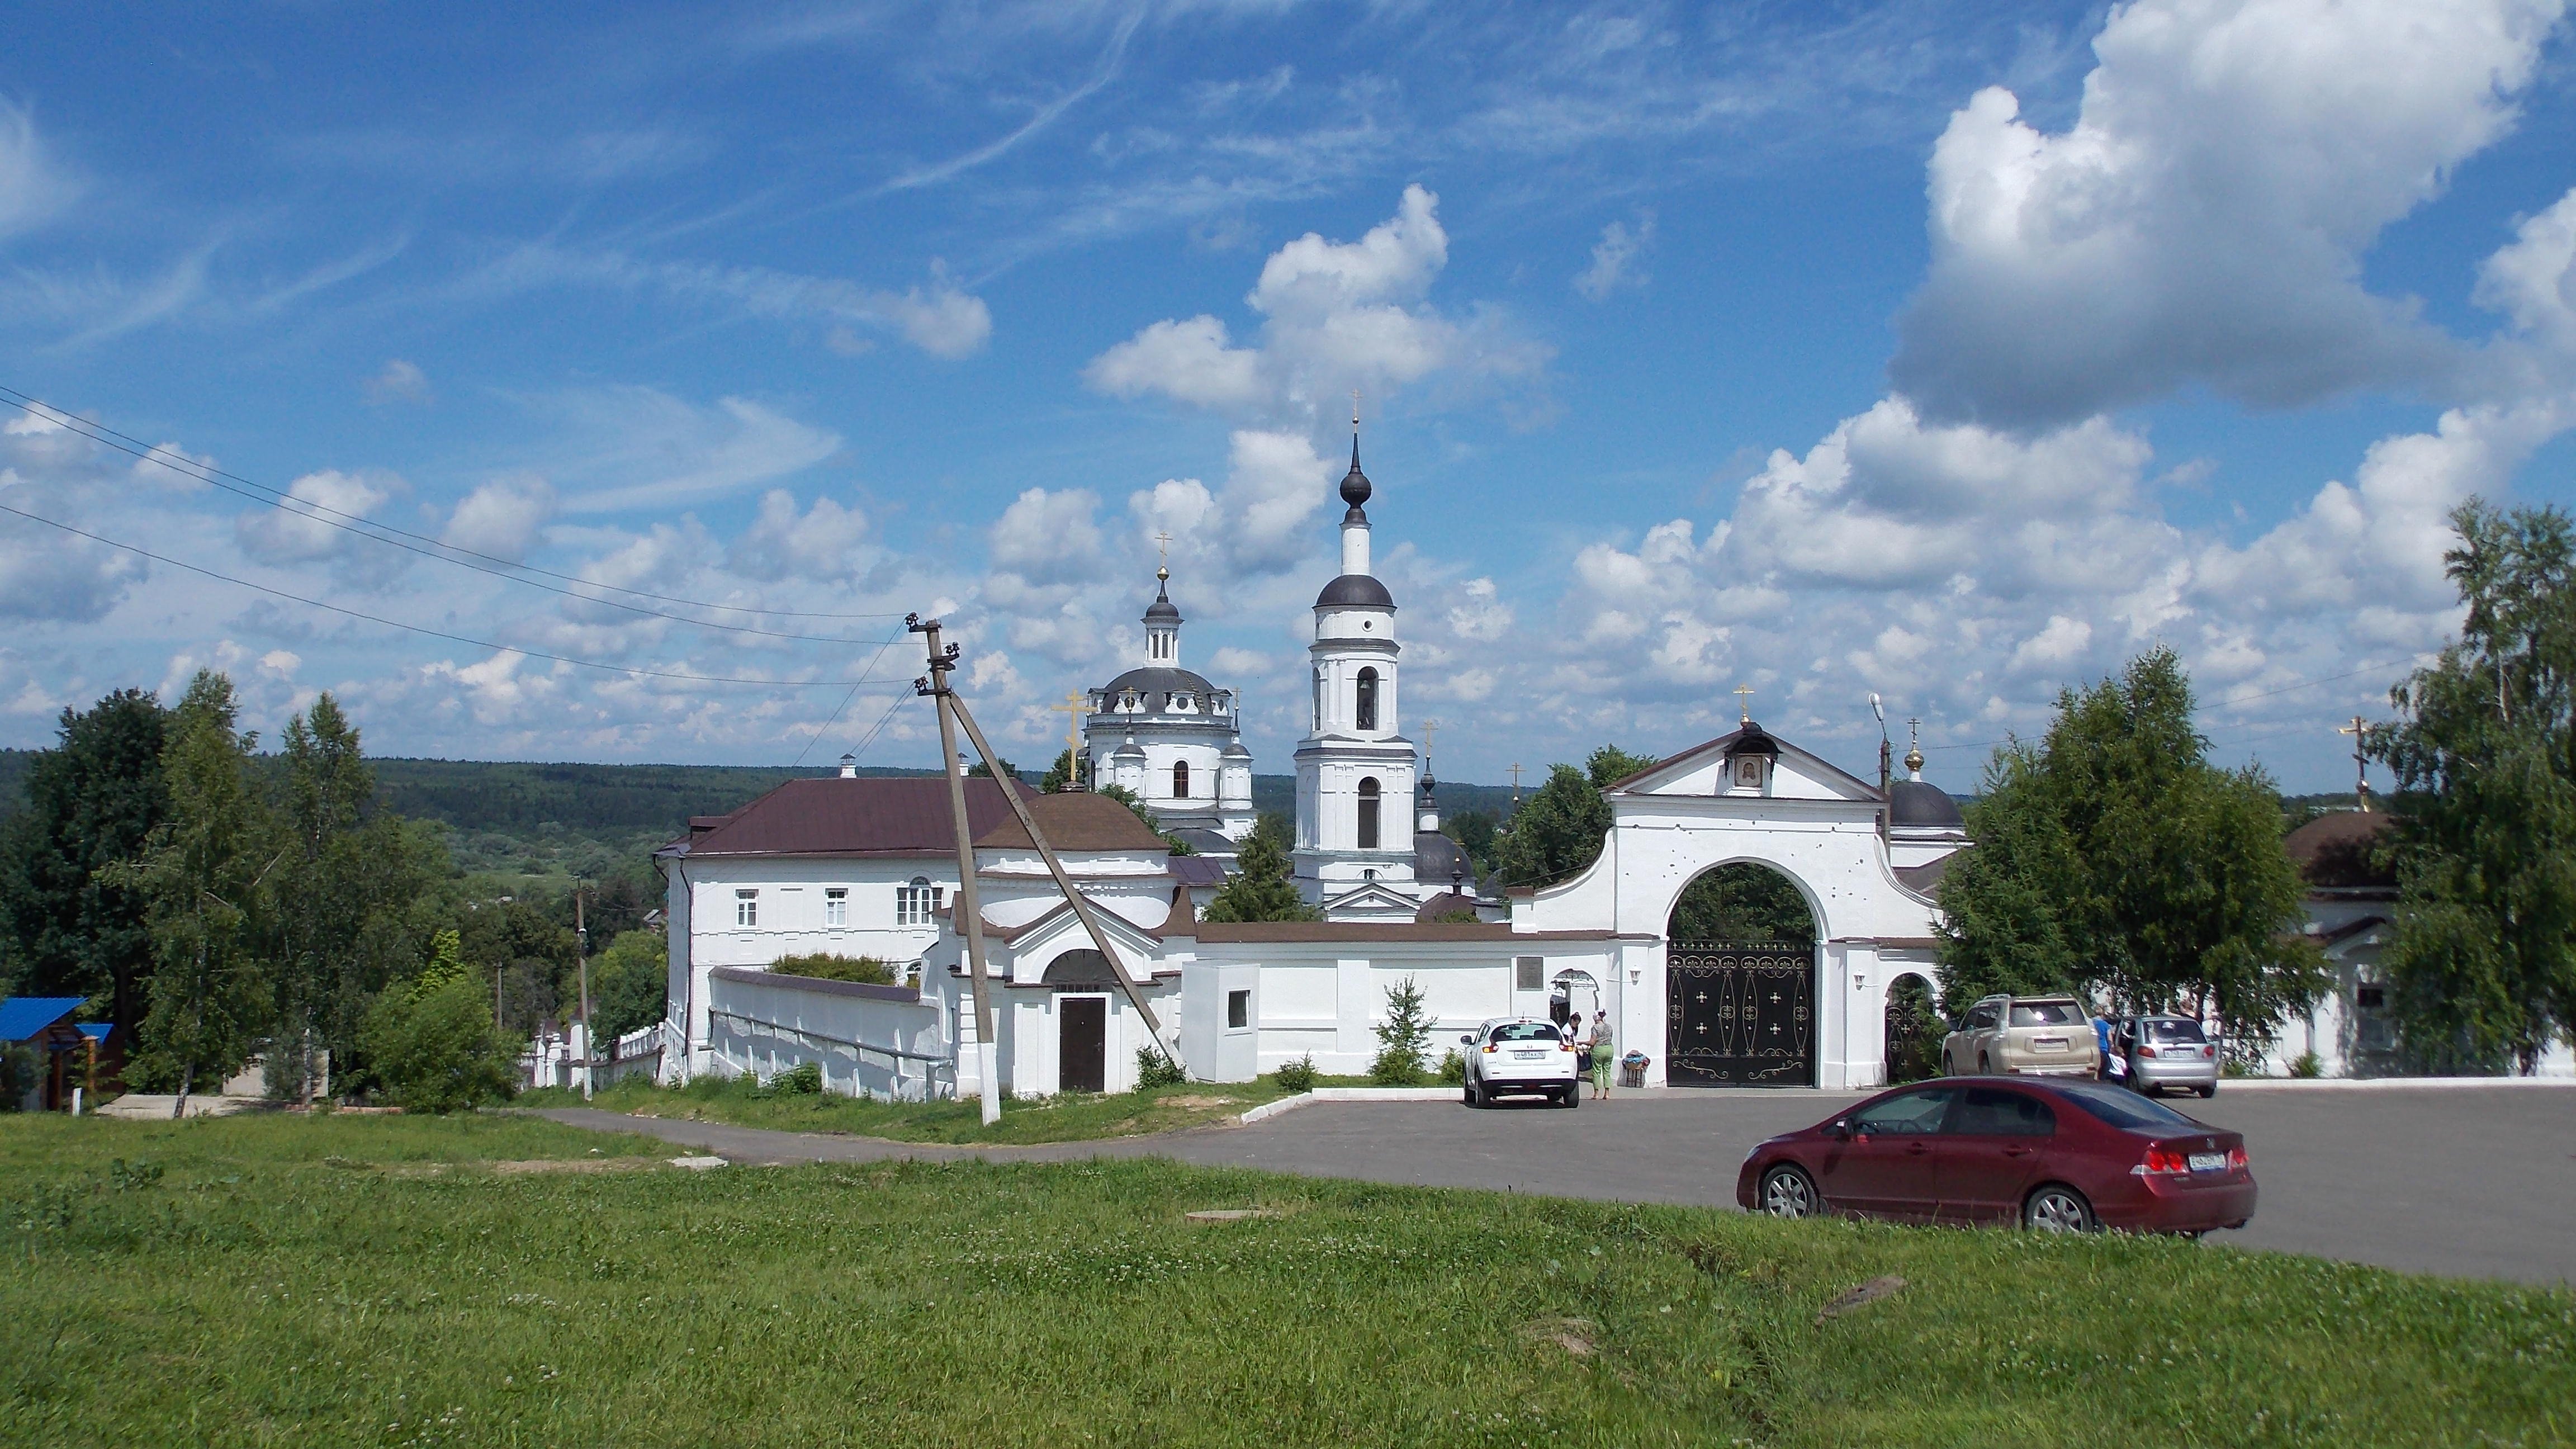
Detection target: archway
<box><xmin>1884</xmin><ymin>973</ymin><xmax>1942</xmax><ymax>1084</ymax></box>
<box><xmin>1547</xmin><ymin>968</ymin><xmax>1602</xmax><ymax>1031</ymax></box>
<box><xmin>1664</xmin><ymin>861</ymin><xmax>1819</xmax><ymax>1087</ymax></box>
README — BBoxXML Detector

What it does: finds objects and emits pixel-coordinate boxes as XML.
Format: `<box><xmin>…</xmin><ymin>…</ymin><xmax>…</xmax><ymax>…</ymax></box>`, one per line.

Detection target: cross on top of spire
<box><xmin>1734</xmin><ymin>683</ymin><xmax>1756</xmax><ymax>722</ymax></box>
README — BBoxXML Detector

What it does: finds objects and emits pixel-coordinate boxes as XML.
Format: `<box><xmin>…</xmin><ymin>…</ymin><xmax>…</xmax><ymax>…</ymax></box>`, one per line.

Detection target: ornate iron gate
<box><xmin>1666</xmin><ymin>942</ymin><xmax>1815</xmax><ymax>1086</ymax></box>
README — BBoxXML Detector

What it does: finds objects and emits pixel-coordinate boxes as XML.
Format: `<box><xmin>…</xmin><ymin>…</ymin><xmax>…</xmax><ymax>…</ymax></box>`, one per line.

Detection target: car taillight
<box><xmin>2139</xmin><ymin>1145</ymin><xmax>2189</xmax><ymax>1175</ymax></box>
<box><xmin>2137</xmin><ymin>1044</ymin><xmax>2158</xmax><ymax>1058</ymax></box>
<box><xmin>1561</xmin><ymin>1040</ymin><xmax>1575</xmax><ymax>1051</ymax></box>
<box><xmin>1483</xmin><ymin>1044</ymin><xmax>1497</xmax><ymax>1054</ymax></box>
<box><xmin>2228</xmin><ymin>1146</ymin><xmax>2248</xmax><ymax>1172</ymax></box>
<box><xmin>2203</xmin><ymin>1044</ymin><xmax>2218</xmax><ymax>1059</ymax></box>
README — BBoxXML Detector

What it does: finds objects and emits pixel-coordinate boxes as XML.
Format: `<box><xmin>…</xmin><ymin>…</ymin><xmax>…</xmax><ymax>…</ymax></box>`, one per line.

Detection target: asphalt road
<box><xmin>534</xmin><ymin>1083</ymin><xmax>2576</xmax><ymax>1287</ymax></box>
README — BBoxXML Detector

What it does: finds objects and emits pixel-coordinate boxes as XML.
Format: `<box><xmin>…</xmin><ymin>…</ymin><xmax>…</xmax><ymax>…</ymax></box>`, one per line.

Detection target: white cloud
<box><xmin>728</xmin><ymin>489</ymin><xmax>872</xmax><ymax>582</ymax></box>
<box><xmin>1084</xmin><ymin>184</ymin><xmax>1550</xmax><ymax>438</ymax></box>
<box><xmin>2475</xmin><ymin>186</ymin><xmax>2576</xmax><ymax>362</ymax></box>
<box><xmin>548</xmin><ymin>390</ymin><xmax>842</xmax><ymax>514</ymax></box>
<box><xmin>235</xmin><ymin>469</ymin><xmax>402</xmax><ymax>566</ymax></box>
<box><xmin>442</xmin><ymin>475</ymin><xmax>556</xmax><ymax>563</ymax></box>
<box><xmin>1574</xmin><ymin>212</ymin><xmax>1654</xmax><ymax>301</ymax></box>
<box><xmin>0</xmin><ymin>99</ymin><xmax>79</xmax><ymax>241</ymax></box>
<box><xmin>1891</xmin><ymin>0</ymin><xmax>2565</xmax><ymax>427</ymax></box>
<box><xmin>365</xmin><ymin>359</ymin><xmax>433</xmax><ymax>405</ymax></box>
<box><xmin>479</xmin><ymin>246</ymin><xmax>993</xmax><ymax>359</ymax></box>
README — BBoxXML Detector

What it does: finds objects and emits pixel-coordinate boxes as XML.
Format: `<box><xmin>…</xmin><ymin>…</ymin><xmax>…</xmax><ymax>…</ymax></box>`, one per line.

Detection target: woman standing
<box><xmin>1587</xmin><ymin>1012</ymin><xmax>1615</xmax><ymax>1100</ymax></box>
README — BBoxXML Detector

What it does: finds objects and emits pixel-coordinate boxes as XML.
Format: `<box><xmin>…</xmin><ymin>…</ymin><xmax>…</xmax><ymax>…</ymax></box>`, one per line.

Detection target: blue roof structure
<box><xmin>0</xmin><ymin>997</ymin><xmax>84</xmax><ymax>1041</ymax></box>
<box><xmin>77</xmin><ymin>1023</ymin><xmax>111</xmax><ymax>1043</ymax></box>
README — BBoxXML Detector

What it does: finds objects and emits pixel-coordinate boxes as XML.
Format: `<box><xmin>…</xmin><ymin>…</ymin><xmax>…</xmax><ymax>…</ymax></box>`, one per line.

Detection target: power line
<box><xmin>0</xmin><ymin>500</ymin><xmax>902</xmax><ymax>690</ymax></box>
<box><xmin>0</xmin><ymin>387</ymin><xmax>904</xmax><ymax>639</ymax></box>
<box><xmin>790</xmin><ymin>633</ymin><xmax>903</xmax><ymax>768</ymax></box>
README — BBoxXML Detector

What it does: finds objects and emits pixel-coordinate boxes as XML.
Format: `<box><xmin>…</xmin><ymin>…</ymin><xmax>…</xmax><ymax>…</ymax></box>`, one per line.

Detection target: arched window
<box><xmin>1356</xmin><ymin>667</ymin><xmax>1379</xmax><ymax>731</ymax></box>
<box><xmin>1357</xmin><ymin>777</ymin><xmax>1381</xmax><ymax>849</ymax></box>
<box><xmin>897</xmin><ymin>876</ymin><xmax>944</xmax><ymax>926</ymax></box>
<box><xmin>1172</xmin><ymin>759</ymin><xmax>1190</xmax><ymax>798</ymax></box>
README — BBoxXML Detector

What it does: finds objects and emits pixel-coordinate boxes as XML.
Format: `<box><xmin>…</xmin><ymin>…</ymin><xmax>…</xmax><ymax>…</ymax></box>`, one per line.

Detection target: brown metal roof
<box><xmin>973</xmin><ymin>791</ymin><xmax>1169</xmax><ymax>853</ymax></box>
<box><xmin>682</xmin><ymin>776</ymin><xmax>1037</xmax><ymax>858</ymax></box>
<box><xmin>2284</xmin><ymin>809</ymin><xmax>2395</xmax><ymax>889</ymax></box>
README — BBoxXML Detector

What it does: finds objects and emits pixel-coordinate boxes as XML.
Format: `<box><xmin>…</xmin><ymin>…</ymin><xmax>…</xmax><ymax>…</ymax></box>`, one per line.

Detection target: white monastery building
<box><xmin>655</xmin><ymin>435</ymin><xmax>1975</xmax><ymax>1097</ymax></box>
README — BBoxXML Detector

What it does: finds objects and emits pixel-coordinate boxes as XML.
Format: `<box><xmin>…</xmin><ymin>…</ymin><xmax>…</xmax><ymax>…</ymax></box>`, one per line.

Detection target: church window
<box><xmin>1358</xmin><ymin>778</ymin><xmax>1381</xmax><ymax>849</ymax></box>
<box><xmin>1311</xmin><ymin>669</ymin><xmax>1324</xmax><ymax>731</ymax></box>
<box><xmin>824</xmin><ymin>888</ymin><xmax>847</xmax><ymax>927</ymax></box>
<box><xmin>1172</xmin><ymin>759</ymin><xmax>1190</xmax><ymax>798</ymax></box>
<box><xmin>734</xmin><ymin>890</ymin><xmax>757</xmax><ymax>928</ymax></box>
<box><xmin>897</xmin><ymin>877</ymin><xmax>945</xmax><ymax>926</ymax></box>
<box><xmin>1356</xmin><ymin>668</ymin><xmax>1379</xmax><ymax>731</ymax></box>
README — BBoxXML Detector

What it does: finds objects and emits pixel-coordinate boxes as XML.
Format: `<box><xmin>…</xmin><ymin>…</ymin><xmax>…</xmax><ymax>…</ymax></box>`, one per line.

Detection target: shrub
<box><xmin>1273</xmin><ymin>1055</ymin><xmax>1317</xmax><ymax>1093</ymax></box>
<box><xmin>1437</xmin><ymin>1049</ymin><xmax>1465</xmax><ymax>1085</ymax></box>
<box><xmin>771</xmin><ymin>1061</ymin><xmax>823</xmax><ymax>1096</ymax></box>
<box><xmin>2289</xmin><ymin>1050</ymin><xmax>2323</xmax><ymax>1079</ymax></box>
<box><xmin>1368</xmin><ymin>977</ymin><xmax>1433</xmax><ymax>1086</ymax></box>
<box><xmin>362</xmin><ymin>931</ymin><xmax>515</xmax><ymax>1114</ymax></box>
<box><xmin>769</xmin><ymin>954</ymin><xmax>898</xmax><ymax>986</ymax></box>
<box><xmin>1135</xmin><ymin>1047</ymin><xmax>1186</xmax><ymax>1088</ymax></box>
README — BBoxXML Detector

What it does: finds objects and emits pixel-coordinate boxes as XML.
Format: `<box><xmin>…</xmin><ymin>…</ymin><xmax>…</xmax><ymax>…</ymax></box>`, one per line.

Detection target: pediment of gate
<box><xmin>998</xmin><ymin>901</ymin><xmax>1162</xmax><ymax>984</ymax></box>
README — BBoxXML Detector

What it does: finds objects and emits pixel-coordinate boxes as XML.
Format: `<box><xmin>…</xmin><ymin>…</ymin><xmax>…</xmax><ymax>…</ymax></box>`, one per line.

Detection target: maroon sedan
<box><xmin>1734</xmin><ymin>1078</ymin><xmax>2256</xmax><ymax>1234</ymax></box>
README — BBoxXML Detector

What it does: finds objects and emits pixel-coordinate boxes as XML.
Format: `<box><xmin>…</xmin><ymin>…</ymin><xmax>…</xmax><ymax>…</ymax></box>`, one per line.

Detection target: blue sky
<box><xmin>2</xmin><ymin>1</ymin><xmax>2574</xmax><ymax>797</ymax></box>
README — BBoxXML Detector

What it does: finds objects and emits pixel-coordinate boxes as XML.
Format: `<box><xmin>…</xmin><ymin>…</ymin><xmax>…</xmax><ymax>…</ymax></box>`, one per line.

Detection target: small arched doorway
<box><xmin>1547</xmin><ymin>968</ymin><xmax>1602</xmax><ymax>1030</ymax></box>
<box><xmin>1044</xmin><ymin>950</ymin><xmax>1117</xmax><ymax>1093</ymax></box>
<box><xmin>1664</xmin><ymin>861</ymin><xmax>1818</xmax><ymax>1087</ymax></box>
<box><xmin>1884</xmin><ymin>974</ymin><xmax>1942</xmax><ymax>1084</ymax></box>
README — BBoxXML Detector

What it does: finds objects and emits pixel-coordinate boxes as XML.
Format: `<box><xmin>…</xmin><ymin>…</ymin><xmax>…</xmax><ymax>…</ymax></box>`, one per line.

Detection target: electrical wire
<box><xmin>0</xmin><ymin>387</ymin><xmax>903</xmax><ymax>639</ymax></box>
<box><xmin>790</xmin><ymin>632</ymin><xmax>905</xmax><ymax>768</ymax></box>
<box><xmin>0</xmin><ymin>499</ymin><xmax>903</xmax><ymax>690</ymax></box>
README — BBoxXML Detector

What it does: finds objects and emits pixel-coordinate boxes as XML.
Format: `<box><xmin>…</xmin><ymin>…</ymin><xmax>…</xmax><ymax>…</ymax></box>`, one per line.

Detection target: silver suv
<box><xmin>1943</xmin><ymin>995</ymin><xmax>2102</xmax><ymax>1078</ymax></box>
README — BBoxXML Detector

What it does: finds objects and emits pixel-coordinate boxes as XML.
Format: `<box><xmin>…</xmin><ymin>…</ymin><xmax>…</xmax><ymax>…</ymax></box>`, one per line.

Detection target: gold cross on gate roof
<box><xmin>1734</xmin><ymin>683</ymin><xmax>1756</xmax><ymax>722</ymax></box>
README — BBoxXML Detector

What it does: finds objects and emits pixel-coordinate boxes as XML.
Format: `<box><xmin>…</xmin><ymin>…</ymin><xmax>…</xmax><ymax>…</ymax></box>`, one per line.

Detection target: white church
<box><xmin>652</xmin><ymin>437</ymin><xmax>1970</xmax><ymax>1098</ymax></box>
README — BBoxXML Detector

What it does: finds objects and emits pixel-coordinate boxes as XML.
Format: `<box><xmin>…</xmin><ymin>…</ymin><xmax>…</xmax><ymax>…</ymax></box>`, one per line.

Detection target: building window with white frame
<box><xmin>734</xmin><ymin>889</ymin><xmax>758</xmax><ymax>928</ymax></box>
<box><xmin>824</xmin><ymin>888</ymin><xmax>847</xmax><ymax>927</ymax></box>
<box><xmin>897</xmin><ymin>877</ymin><xmax>944</xmax><ymax>926</ymax></box>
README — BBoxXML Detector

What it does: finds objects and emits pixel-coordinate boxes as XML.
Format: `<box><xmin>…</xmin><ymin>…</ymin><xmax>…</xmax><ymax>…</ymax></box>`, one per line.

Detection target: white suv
<box><xmin>1459</xmin><ymin>1018</ymin><xmax>1580</xmax><ymax>1109</ymax></box>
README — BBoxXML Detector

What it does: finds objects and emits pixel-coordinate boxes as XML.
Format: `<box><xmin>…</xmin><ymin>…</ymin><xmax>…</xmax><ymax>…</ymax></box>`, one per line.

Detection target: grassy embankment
<box><xmin>517</xmin><ymin>1070</ymin><xmax>1386</xmax><ymax>1144</ymax></box>
<box><xmin>6</xmin><ymin>1112</ymin><xmax>2573</xmax><ymax>1447</ymax></box>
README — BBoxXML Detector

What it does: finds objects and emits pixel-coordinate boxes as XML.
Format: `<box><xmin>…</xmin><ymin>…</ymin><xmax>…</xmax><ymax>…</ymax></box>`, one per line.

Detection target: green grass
<box><xmin>518</xmin><ymin>1070</ymin><xmax>1381</xmax><ymax>1144</ymax></box>
<box><xmin>4</xmin><ymin>1114</ymin><xmax>2572</xmax><ymax>1447</ymax></box>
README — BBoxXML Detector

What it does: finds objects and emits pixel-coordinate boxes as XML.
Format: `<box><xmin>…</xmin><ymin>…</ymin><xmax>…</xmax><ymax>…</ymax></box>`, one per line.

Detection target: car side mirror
<box><xmin>1459</xmin><ymin>1034</ymin><xmax>1475</xmax><ymax>1045</ymax></box>
<box><xmin>1827</xmin><ymin>1119</ymin><xmax>1853</xmax><ymax>1142</ymax></box>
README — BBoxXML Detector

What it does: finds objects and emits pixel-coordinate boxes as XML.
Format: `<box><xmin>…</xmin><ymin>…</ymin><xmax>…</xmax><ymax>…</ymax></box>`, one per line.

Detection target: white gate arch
<box><xmin>1508</xmin><ymin>722</ymin><xmax>1960</xmax><ymax>1090</ymax></box>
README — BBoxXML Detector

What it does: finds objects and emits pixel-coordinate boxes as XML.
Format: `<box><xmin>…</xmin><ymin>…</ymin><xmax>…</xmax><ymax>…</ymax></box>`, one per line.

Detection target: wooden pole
<box><xmin>915</xmin><ymin>618</ymin><xmax>1003</xmax><ymax>1125</ymax></box>
<box><xmin>944</xmin><ymin>688</ymin><xmax>1186</xmax><ymax>1073</ymax></box>
<box><xmin>576</xmin><ymin>878</ymin><xmax>592</xmax><ymax>1102</ymax></box>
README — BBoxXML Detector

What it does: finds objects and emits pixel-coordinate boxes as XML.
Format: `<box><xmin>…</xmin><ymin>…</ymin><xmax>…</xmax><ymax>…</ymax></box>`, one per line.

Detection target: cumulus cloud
<box><xmin>235</xmin><ymin>470</ymin><xmax>400</xmax><ymax>566</ymax></box>
<box><xmin>1129</xmin><ymin>428</ymin><xmax>1334</xmax><ymax>579</ymax></box>
<box><xmin>442</xmin><ymin>475</ymin><xmax>555</xmax><ymax>562</ymax></box>
<box><xmin>728</xmin><ymin>489</ymin><xmax>872</xmax><ymax>582</ymax></box>
<box><xmin>1574</xmin><ymin>212</ymin><xmax>1654</xmax><ymax>301</ymax></box>
<box><xmin>2475</xmin><ymin>187</ymin><xmax>2576</xmax><ymax>363</ymax></box>
<box><xmin>1891</xmin><ymin>0</ymin><xmax>2564</xmax><ymax>427</ymax></box>
<box><xmin>1085</xmin><ymin>184</ymin><xmax>1550</xmax><ymax>438</ymax></box>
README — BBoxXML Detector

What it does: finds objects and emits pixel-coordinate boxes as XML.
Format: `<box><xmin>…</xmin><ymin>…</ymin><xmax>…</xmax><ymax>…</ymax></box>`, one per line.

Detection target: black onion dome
<box><xmin>1143</xmin><ymin>591</ymin><xmax>1181</xmax><ymax>623</ymax></box>
<box><xmin>1414</xmin><ymin>829</ymin><xmax>1467</xmax><ymax>884</ymax></box>
<box><xmin>1100</xmin><ymin>665</ymin><xmax>1219</xmax><ymax>713</ymax></box>
<box><xmin>1315</xmin><ymin>574</ymin><xmax>1396</xmax><ymax>608</ymax></box>
<box><xmin>1339</xmin><ymin>437</ymin><xmax>1372</xmax><ymax>512</ymax></box>
<box><xmin>1888</xmin><ymin>779</ymin><xmax>1964</xmax><ymax>829</ymax></box>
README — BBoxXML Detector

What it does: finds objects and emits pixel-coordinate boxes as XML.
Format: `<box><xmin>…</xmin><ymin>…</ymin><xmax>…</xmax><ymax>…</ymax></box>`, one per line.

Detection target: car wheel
<box><xmin>1561</xmin><ymin>1086</ymin><xmax>1580</xmax><ymax>1109</ymax></box>
<box><xmin>2023</xmin><ymin>1184</ymin><xmax>2096</xmax><ymax>1234</ymax></box>
<box><xmin>1461</xmin><ymin>1081</ymin><xmax>1475</xmax><ymax>1106</ymax></box>
<box><xmin>2198</xmin><ymin>1084</ymin><xmax>2217</xmax><ymax>1098</ymax></box>
<box><xmin>1978</xmin><ymin>1052</ymin><xmax>1996</xmax><ymax>1077</ymax></box>
<box><xmin>1757</xmin><ymin>1164</ymin><xmax>1819</xmax><ymax>1219</ymax></box>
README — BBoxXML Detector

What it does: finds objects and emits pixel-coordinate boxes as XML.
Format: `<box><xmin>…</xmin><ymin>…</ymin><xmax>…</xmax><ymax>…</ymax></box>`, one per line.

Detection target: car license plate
<box><xmin>2030</xmin><ymin>1038</ymin><xmax>2064</xmax><ymax>1051</ymax></box>
<box><xmin>2187</xmin><ymin>1152</ymin><xmax>2227</xmax><ymax>1173</ymax></box>
<box><xmin>1512</xmin><ymin>1050</ymin><xmax>1545</xmax><ymax>1061</ymax></box>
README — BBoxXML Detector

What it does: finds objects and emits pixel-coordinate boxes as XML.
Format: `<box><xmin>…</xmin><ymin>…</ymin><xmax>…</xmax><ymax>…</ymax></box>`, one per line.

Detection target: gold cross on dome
<box><xmin>1154</xmin><ymin>531</ymin><xmax>1172</xmax><ymax>569</ymax></box>
<box><xmin>1734</xmin><ymin>683</ymin><xmax>1755</xmax><ymax>722</ymax></box>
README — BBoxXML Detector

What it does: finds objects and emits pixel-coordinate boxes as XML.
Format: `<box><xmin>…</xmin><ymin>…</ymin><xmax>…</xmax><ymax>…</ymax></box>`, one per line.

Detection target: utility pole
<box><xmin>916</xmin><ymin>617</ymin><xmax>1004</xmax><ymax>1126</ymax></box>
<box><xmin>2338</xmin><ymin>716</ymin><xmax>2373</xmax><ymax>811</ymax></box>
<box><xmin>575</xmin><ymin>875</ymin><xmax>593</xmax><ymax>1102</ymax></box>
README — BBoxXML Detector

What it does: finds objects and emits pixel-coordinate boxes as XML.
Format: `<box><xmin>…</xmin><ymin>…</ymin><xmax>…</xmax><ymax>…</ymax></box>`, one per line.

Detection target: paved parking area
<box><xmin>538</xmin><ymin>1083</ymin><xmax>2576</xmax><ymax>1287</ymax></box>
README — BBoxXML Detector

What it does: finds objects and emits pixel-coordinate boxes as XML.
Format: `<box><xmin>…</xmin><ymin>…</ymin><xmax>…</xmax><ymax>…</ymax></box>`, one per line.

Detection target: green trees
<box><xmin>362</xmin><ymin>929</ymin><xmax>514</xmax><ymax>1112</ymax></box>
<box><xmin>589</xmin><ymin>929</ymin><xmax>670</xmax><ymax>1041</ymax></box>
<box><xmin>1491</xmin><ymin>746</ymin><xmax>1656</xmax><ymax>889</ymax></box>
<box><xmin>1201</xmin><ymin>831</ymin><xmax>1319</xmax><ymax>924</ymax></box>
<box><xmin>121</xmin><ymin>673</ymin><xmax>273</xmax><ymax>1098</ymax></box>
<box><xmin>0</xmin><ymin>689</ymin><xmax>170</xmax><ymax>1033</ymax></box>
<box><xmin>1368</xmin><ymin>976</ymin><xmax>1433</xmax><ymax>1085</ymax></box>
<box><xmin>1934</xmin><ymin>648</ymin><xmax>2324</xmax><ymax>1049</ymax></box>
<box><xmin>2369</xmin><ymin>502</ymin><xmax>2576</xmax><ymax>1072</ymax></box>
<box><xmin>1671</xmin><ymin>863</ymin><xmax>1814</xmax><ymax>946</ymax></box>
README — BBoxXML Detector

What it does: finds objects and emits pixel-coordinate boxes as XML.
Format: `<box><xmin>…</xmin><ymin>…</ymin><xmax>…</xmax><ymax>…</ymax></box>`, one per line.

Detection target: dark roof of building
<box><xmin>1414</xmin><ymin>830</ymin><xmax>1469</xmax><ymax>887</ymax></box>
<box><xmin>1169</xmin><ymin>827</ymin><xmax>1239</xmax><ymax>856</ymax></box>
<box><xmin>1097</xmin><ymin>665</ymin><xmax>1220</xmax><ymax>713</ymax></box>
<box><xmin>974</xmin><ymin>791</ymin><xmax>1172</xmax><ymax>853</ymax></box>
<box><xmin>1195</xmin><ymin>921</ymin><xmax>1629</xmax><ymax>943</ymax></box>
<box><xmin>1890</xmin><ymin>779</ymin><xmax>1966</xmax><ymax>829</ymax></box>
<box><xmin>1413</xmin><ymin>891</ymin><xmax>1483</xmax><ymax>922</ymax></box>
<box><xmin>676</xmin><ymin>776</ymin><xmax>1035</xmax><ymax>858</ymax></box>
<box><xmin>1315</xmin><ymin>573</ymin><xmax>1395</xmax><ymax>609</ymax></box>
<box><xmin>1895</xmin><ymin>855</ymin><xmax>1959</xmax><ymax>894</ymax></box>
<box><xmin>1170</xmin><ymin>854</ymin><xmax>1232</xmax><ymax>887</ymax></box>
<box><xmin>1143</xmin><ymin>576</ymin><xmax>1181</xmax><ymax>623</ymax></box>
<box><xmin>0</xmin><ymin>996</ymin><xmax>82</xmax><ymax>1041</ymax></box>
<box><xmin>2284</xmin><ymin>809</ymin><xmax>2397</xmax><ymax>889</ymax></box>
